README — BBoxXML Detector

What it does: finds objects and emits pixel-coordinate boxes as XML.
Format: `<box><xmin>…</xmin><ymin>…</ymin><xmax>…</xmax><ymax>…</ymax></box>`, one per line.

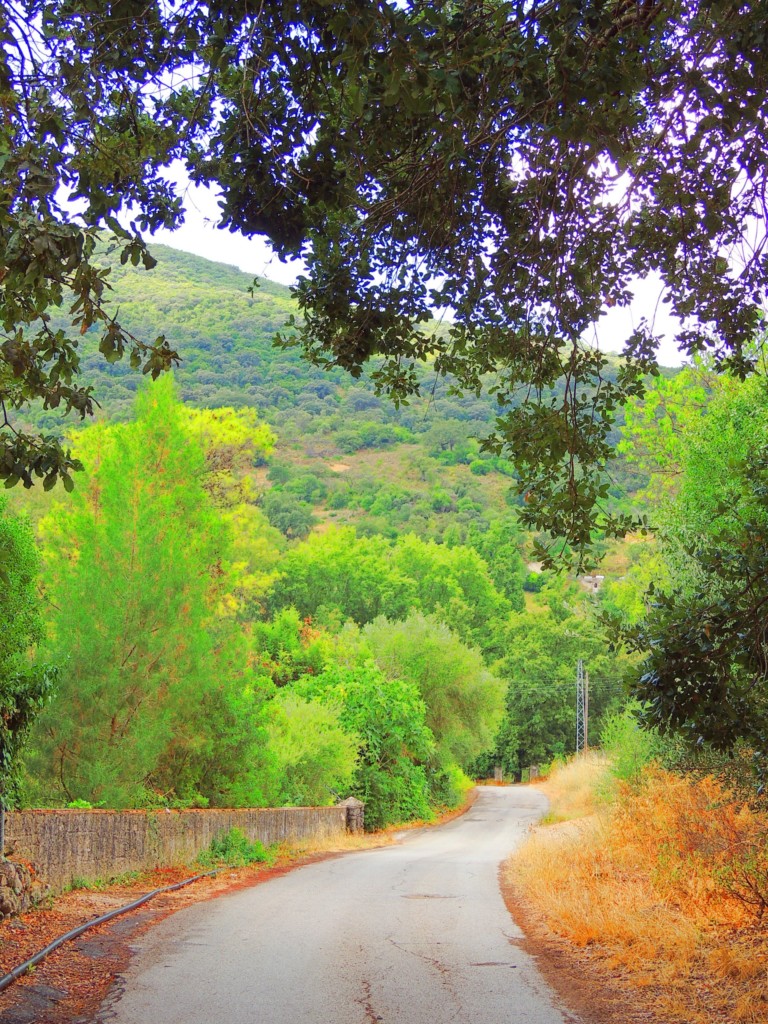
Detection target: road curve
<box><xmin>96</xmin><ymin>787</ymin><xmax>579</xmax><ymax>1024</ymax></box>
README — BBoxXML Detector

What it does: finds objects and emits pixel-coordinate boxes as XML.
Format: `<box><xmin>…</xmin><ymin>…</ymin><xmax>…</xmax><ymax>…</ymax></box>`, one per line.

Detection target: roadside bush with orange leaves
<box><xmin>510</xmin><ymin>755</ymin><xmax>768</xmax><ymax>1023</ymax></box>
<box><xmin>616</xmin><ymin>767</ymin><xmax>768</xmax><ymax>926</ymax></box>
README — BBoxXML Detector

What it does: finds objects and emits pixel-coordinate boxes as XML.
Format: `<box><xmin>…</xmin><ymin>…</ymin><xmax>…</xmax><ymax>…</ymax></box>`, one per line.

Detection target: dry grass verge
<box><xmin>507</xmin><ymin>756</ymin><xmax>768</xmax><ymax>1024</ymax></box>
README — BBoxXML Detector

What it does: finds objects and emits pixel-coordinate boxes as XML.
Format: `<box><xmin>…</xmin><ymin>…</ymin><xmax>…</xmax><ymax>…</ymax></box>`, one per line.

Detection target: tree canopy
<box><xmin>617</xmin><ymin>365</ymin><xmax>768</xmax><ymax>772</ymax></box>
<box><xmin>0</xmin><ymin>497</ymin><xmax>55</xmax><ymax>811</ymax></box>
<box><xmin>3</xmin><ymin>1</ymin><xmax>767</xmax><ymax>557</ymax></box>
<box><xmin>28</xmin><ymin>377</ymin><xmax>272</xmax><ymax>808</ymax></box>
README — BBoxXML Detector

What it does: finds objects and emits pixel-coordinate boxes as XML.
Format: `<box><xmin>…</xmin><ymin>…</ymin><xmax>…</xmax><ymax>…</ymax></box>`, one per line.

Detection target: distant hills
<box><xmin>25</xmin><ymin>243</ymin><xmax>666</xmax><ymax>543</ymax></box>
<box><xmin>35</xmin><ymin>243</ymin><xmax>499</xmax><ymax>434</ymax></box>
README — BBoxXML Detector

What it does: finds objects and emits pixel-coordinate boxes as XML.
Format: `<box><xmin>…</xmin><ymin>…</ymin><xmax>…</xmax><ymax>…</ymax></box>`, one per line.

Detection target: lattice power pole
<box><xmin>576</xmin><ymin>659</ymin><xmax>586</xmax><ymax>754</ymax></box>
<box><xmin>585</xmin><ymin>670</ymin><xmax>589</xmax><ymax>751</ymax></box>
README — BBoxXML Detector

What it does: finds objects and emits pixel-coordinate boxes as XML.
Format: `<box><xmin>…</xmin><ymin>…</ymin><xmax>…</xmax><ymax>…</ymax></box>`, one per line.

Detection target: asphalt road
<box><xmin>96</xmin><ymin>787</ymin><xmax>579</xmax><ymax>1024</ymax></box>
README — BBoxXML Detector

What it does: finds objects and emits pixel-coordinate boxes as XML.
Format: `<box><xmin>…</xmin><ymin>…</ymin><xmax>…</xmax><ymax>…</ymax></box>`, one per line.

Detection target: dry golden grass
<box><xmin>536</xmin><ymin>751</ymin><xmax>609</xmax><ymax>822</ymax></box>
<box><xmin>281</xmin><ymin>791</ymin><xmax>475</xmax><ymax>859</ymax></box>
<box><xmin>512</xmin><ymin>757</ymin><xmax>768</xmax><ymax>1024</ymax></box>
<box><xmin>275</xmin><ymin>829</ymin><xmax>394</xmax><ymax>859</ymax></box>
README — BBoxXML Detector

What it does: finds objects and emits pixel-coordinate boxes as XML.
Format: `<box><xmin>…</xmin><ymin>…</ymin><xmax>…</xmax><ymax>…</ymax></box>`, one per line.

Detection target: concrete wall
<box><xmin>6</xmin><ymin>806</ymin><xmax>348</xmax><ymax>891</ymax></box>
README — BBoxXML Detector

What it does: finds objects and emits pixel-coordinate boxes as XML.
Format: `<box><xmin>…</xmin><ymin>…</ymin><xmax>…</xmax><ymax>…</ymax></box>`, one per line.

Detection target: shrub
<box><xmin>522</xmin><ymin>570</ymin><xmax>544</xmax><ymax>592</ymax></box>
<box><xmin>428</xmin><ymin>763</ymin><xmax>474</xmax><ymax>809</ymax></box>
<box><xmin>197</xmin><ymin>828</ymin><xmax>272</xmax><ymax>868</ymax></box>
<box><xmin>600</xmin><ymin>703</ymin><xmax>662</xmax><ymax>782</ymax></box>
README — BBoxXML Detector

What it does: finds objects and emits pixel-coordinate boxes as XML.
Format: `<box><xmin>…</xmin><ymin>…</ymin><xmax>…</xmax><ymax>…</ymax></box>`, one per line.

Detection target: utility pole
<box><xmin>576</xmin><ymin>659</ymin><xmax>586</xmax><ymax>755</ymax></box>
<box><xmin>584</xmin><ymin>670</ymin><xmax>589</xmax><ymax>752</ymax></box>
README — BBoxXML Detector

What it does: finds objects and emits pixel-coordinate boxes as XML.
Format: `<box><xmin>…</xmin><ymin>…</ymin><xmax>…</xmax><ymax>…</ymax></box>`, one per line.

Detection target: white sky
<box><xmin>590</xmin><ymin>277</ymin><xmax>686</xmax><ymax>368</ymax></box>
<box><xmin>151</xmin><ymin>178</ymin><xmax>687</xmax><ymax>368</ymax></box>
<box><xmin>151</xmin><ymin>178</ymin><xmax>304</xmax><ymax>288</ymax></box>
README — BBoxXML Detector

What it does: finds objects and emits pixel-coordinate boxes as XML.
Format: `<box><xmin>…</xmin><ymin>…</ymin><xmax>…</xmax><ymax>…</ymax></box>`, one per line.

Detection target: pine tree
<box><xmin>28</xmin><ymin>378</ymin><xmax>264</xmax><ymax>807</ymax></box>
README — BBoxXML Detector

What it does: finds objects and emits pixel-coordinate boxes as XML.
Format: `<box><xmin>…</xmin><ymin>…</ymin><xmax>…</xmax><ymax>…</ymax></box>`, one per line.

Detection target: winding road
<box><xmin>96</xmin><ymin>787</ymin><xmax>579</xmax><ymax>1024</ymax></box>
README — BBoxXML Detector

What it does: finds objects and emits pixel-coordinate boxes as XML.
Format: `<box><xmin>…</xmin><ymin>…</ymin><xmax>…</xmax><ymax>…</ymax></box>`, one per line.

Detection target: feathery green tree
<box><xmin>27</xmin><ymin>378</ymin><xmax>267</xmax><ymax>807</ymax></box>
<box><xmin>0</xmin><ymin>498</ymin><xmax>55</xmax><ymax>839</ymax></box>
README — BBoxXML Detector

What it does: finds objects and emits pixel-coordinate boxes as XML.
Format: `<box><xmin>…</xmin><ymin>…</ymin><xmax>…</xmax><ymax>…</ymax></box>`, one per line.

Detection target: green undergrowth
<box><xmin>197</xmin><ymin>827</ymin><xmax>276</xmax><ymax>868</ymax></box>
<box><xmin>66</xmin><ymin>869</ymin><xmax>144</xmax><ymax>892</ymax></box>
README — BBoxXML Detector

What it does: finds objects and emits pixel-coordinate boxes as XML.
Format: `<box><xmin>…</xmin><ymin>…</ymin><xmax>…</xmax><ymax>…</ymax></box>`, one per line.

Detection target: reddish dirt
<box><xmin>0</xmin><ymin>853</ymin><xmax>345</xmax><ymax>1024</ymax></box>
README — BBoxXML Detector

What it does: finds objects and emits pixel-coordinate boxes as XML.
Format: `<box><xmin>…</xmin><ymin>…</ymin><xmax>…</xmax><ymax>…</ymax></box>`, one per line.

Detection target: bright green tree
<box><xmin>183</xmin><ymin>404</ymin><xmax>284</xmax><ymax>618</ymax></box>
<box><xmin>269</xmin><ymin>527</ymin><xmax>510</xmax><ymax>655</ymax></box>
<box><xmin>267</xmin><ymin>527</ymin><xmax>414</xmax><ymax>625</ymax></box>
<box><xmin>389</xmin><ymin>535</ymin><xmax>511</xmax><ymax>655</ymax></box>
<box><xmin>617</xmin><ymin>366</ymin><xmax>768</xmax><ymax>768</ymax></box>
<box><xmin>466</xmin><ymin>518</ymin><xmax>527</xmax><ymax>612</ymax></box>
<box><xmin>296</xmin><ymin>663</ymin><xmax>435</xmax><ymax>830</ymax></box>
<box><xmin>363</xmin><ymin>613</ymin><xmax>504</xmax><ymax>773</ymax></box>
<box><xmin>0</xmin><ymin>499</ymin><xmax>56</xmax><ymax>827</ymax></box>
<box><xmin>263</xmin><ymin>692</ymin><xmax>359</xmax><ymax>807</ymax></box>
<box><xmin>27</xmin><ymin>378</ymin><xmax>265</xmax><ymax>807</ymax></box>
<box><xmin>251</xmin><ymin>608</ymin><xmax>330</xmax><ymax>688</ymax></box>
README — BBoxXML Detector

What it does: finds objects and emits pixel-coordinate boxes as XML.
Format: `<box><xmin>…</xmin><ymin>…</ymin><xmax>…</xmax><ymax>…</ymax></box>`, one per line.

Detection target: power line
<box><xmin>503</xmin><ymin>680</ymin><xmax>628</xmax><ymax>696</ymax></box>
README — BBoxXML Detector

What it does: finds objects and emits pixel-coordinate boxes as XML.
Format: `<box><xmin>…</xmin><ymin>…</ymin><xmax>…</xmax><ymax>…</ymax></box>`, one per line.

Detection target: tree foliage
<box><xmin>618</xmin><ymin>368</ymin><xmax>768</xmax><ymax>772</ymax></box>
<box><xmin>16</xmin><ymin>374</ymin><xmax>516</xmax><ymax>818</ymax></box>
<box><xmin>251</xmin><ymin>608</ymin><xmax>330</xmax><ymax>688</ymax></box>
<box><xmin>0</xmin><ymin>497</ymin><xmax>55</xmax><ymax>809</ymax></box>
<box><xmin>3</xmin><ymin>1</ymin><xmax>767</xmax><ymax>557</ymax></box>
<box><xmin>263</xmin><ymin>691</ymin><xmax>359</xmax><ymax>807</ymax></box>
<box><xmin>268</xmin><ymin>526</ymin><xmax>512</xmax><ymax>654</ymax></box>
<box><xmin>27</xmin><ymin>378</ymin><xmax>268</xmax><ymax>807</ymax></box>
<box><xmin>363</xmin><ymin>612</ymin><xmax>504</xmax><ymax>771</ymax></box>
<box><xmin>296</xmin><ymin>662</ymin><xmax>435</xmax><ymax>829</ymax></box>
<box><xmin>484</xmin><ymin>595</ymin><xmax>633</xmax><ymax>775</ymax></box>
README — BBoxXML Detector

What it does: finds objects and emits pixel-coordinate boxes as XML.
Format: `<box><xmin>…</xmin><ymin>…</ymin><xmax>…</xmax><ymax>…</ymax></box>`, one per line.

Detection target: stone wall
<box><xmin>5</xmin><ymin>805</ymin><xmax>348</xmax><ymax>891</ymax></box>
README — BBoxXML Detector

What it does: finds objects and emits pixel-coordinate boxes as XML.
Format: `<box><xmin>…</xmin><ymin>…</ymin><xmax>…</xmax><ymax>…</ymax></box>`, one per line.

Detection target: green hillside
<box><xmin>38</xmin><ymin>243</ymin><xmax>492</xmax><ymax>423</ymax></box>
<box><xmin>4</xmin><ymin>243</ymin><xmax>712</xmax><ymax>822</ymax></box>
<box><xmin>22</xmin><ymin>244</ymin><xmax>660</xmax><ymax>549</ymax></box>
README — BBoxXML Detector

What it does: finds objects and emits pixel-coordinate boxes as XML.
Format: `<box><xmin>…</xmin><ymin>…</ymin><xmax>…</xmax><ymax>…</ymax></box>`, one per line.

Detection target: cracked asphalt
<box><xmin>94</xmin><ymin>787</ymin><xmax>580</xmax><ymax>1024</ymax></box>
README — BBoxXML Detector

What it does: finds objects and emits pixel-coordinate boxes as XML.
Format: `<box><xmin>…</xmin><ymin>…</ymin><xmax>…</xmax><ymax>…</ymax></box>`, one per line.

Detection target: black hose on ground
<box><xmin>0</xmin><ymin>869</ymin><xmax>219</xmax><ymax>995</ymax></box>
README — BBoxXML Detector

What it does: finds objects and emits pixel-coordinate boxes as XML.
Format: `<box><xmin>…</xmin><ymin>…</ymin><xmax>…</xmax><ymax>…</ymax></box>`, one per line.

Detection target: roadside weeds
<box><xmin>505</xmin><ymin>756</ymin><xmax>768</xmax><ymax>1024</ymax></box>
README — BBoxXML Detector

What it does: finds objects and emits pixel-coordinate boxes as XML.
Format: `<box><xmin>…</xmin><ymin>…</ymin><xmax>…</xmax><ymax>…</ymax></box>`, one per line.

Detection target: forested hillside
<box><xmin>6</xmin><ymin>245</ymin><xmax>639</xmax><ymax>824</ymax></box>
<box><xmin>25</xmin><ymin>244</ymin><xmax>656</xmax><ymax>549</ymax></box>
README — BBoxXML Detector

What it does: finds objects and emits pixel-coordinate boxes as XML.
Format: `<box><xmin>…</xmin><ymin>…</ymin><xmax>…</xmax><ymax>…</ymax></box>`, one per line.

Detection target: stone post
<box><xmin>337</xmin><ymin>797</ymin><xmax>365</xmax><ymax>833</ymax></box>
